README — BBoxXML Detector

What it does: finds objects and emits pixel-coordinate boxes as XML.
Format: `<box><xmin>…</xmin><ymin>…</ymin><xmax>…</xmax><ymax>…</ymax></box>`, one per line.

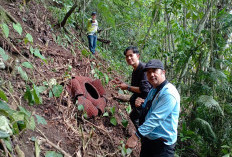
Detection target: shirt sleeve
<box><xmin>138</xmin><ymin>93</ymin><xmax>177</xmax><ymax>137</ymax></box>
<box><xmin>87</xmin><ymin>20</ymin><xmax>91</xmax><ymax>31</ymax></box>
<box><xmin>139</xmin><ymin>73</ymin><xmax>151</xmax><ymax>98</ymax></box>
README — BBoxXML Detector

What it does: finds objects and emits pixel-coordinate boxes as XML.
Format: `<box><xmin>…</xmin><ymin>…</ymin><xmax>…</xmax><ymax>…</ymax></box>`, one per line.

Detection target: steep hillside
<box><xmin>0</xmin><ymin>1</ymin><xmax>138</xmax><ymax>157</ymax></box>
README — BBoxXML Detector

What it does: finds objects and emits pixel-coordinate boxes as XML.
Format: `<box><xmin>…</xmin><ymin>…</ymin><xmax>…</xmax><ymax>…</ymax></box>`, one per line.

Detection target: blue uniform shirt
<box><xmin>137</xmin><ymin>83</ymin><xmax>180</xmax><ymax>145</ymax></box>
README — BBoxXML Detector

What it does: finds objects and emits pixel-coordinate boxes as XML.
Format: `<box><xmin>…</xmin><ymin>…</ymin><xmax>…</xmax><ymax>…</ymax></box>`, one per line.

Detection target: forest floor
<box><xmin>0</xmin><ymin>1</ymin><xmax>140</xmax><ymax>157</ymax></box>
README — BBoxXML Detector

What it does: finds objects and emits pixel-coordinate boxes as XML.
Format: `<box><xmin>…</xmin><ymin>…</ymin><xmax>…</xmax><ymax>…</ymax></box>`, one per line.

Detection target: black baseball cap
<box><xmin>91</xmin><ymin>12</ymin><xmax>97</xmax><ymax>15</ymax></box>
<box><xmin>144</xmin><ymin>59</ymin><xmax>164</xmax><ymax>71</ymax></box>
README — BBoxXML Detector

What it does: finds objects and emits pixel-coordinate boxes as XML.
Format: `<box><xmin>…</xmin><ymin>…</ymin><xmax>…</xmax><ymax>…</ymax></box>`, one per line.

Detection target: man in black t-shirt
<box><xmin>113</xmin><ymin>46</ymin><xmax>151</xmax><ymax>129</ymax></box>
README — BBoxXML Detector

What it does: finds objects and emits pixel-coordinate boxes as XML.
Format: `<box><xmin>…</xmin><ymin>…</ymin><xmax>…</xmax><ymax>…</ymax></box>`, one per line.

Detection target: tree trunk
<box><xmin>195</xmin><ymin>0</ymin><xmax>214</xmax><ymax>34</ymax></box>
<box><xmin>82</xmin><ymin>0</ymin><xmax>93</xmax><ymax>28</ymax></box>
<box><xmin>58</xmin><ymin>1</ymin><xmax>78</xmax><ymax>27</ymax></box>
<box><xmin>176</xmin><ymin>0</ymin><xmax>215</xmax><ymax>90</ymax></box>
<box><xmin>183</xmin><ymin>4</ymin><xmax>187</xmax><ymax>30</ymax></box>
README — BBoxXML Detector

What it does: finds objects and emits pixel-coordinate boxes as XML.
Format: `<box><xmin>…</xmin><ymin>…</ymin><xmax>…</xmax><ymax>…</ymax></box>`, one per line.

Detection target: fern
<box><xmin>196</xmin><ymin>95</ymin><xmax>224</xmax><ymax>117</ymax></box>
<box><xmin>208</xmin><ymin>67</ymin><xmax>227</xmax><ymax>83</ymax></box>
<box><xmin>193</xmin><ymin>118</ymin><xmax>216</xmax><ymax>141</ymax></box>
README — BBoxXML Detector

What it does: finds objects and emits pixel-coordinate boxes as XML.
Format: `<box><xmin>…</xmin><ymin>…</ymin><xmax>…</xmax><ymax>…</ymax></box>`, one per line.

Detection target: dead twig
<box><xmin>104</xmin><ymin>149</ymin><xmax>120</xmax><ymax>157</ymax></box>
<box><xmin>0</xmin><ymin>5</ymin><xmax>18</xmax><ymax>23</ymax></box>
<box><xmin>15</xmin><ymin>144</ymin><xmax>25</xmax><ymax>157</ymax></box>
<box><xmin>1</xmin><ymin>86</ymin><xmax>19</xmax><ymax>108</ymax></box>
<box><xmin>38</xmin><ymin>136</ymin><xmax>72</xmax><ymax>157</ymax></box>
<box><xmin>0</xmin><ymin>139</ymin><xmax>9</xmax><ymax>157</ymax></box>
<box><xmin>64</xmin><ymin>119</ymin><xmax>81</xmax><ymax>137</ymax></box>
<box><xmin>81</xmin><ymin>116</ymin><xmax>114</xmax><ymax>145</ymax></box>
<box><xmin>36</xmin><ymin>128</ymin><xmax>72</xmax><ymax>157</ymax></box>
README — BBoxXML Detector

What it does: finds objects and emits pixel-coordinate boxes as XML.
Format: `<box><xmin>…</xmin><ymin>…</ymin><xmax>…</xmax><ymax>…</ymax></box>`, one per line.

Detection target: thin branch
<box><xmin>58</xmin><ymin>1</ymin><xmax>78</xmax><ymax>27</ymax></box>
<box><xmin>36</xmin><ymin>128</ymin><xmax>72</xmax><ymax>157</ymax></box>
<box><xmin>0</xmin><ymin>139</ymin><xmax>9</xmax><ymax>157</ymax></box>
<box><xmin>81</xmin><ymin>116</ymin><xmax>114</xmax><ymax>145</ymax></box>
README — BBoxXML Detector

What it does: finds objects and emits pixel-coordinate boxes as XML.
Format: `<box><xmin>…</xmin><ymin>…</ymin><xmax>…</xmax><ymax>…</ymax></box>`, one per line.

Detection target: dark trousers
<box><xmin>129</xmin><ymin>94</ymin><xmax>142</xmax><ymax>129</ymax></box>
<box><xmin>87</xmin><ymin>34</ymin><xmax>97</xmax><ymax>54</ymax></box>
<box><xmin>140</xmin><ymin>138</ymin><xmax>175</xmax><ymax>157</ymax></box>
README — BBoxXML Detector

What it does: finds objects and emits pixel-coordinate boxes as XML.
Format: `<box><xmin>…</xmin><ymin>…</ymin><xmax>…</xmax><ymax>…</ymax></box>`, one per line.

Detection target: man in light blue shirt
<box><xmin>126</xmin><ymin>59</ymin><xmax>180</xmax><ymax>157</ymax></box>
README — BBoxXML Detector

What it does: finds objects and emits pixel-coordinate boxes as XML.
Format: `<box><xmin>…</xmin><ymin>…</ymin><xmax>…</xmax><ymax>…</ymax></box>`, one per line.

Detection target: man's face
<box><xmin>125</xmin><ymin>50</ymin><xmax>139</xmax><ymax>66</ymax></box>
<box><xmin>92</xmin><ymin>15</ymin><xmax>96</xmax><ymax>20</ymax></box>
<box><xmin>146</xmin><ymin>68</ymin><xmax>165</xmax><ymax>88</ymax></box>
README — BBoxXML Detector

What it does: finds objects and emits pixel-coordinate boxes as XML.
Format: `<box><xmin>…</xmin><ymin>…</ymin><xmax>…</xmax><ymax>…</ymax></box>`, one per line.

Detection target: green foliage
<box><xmin>13</xmin><ymin>23</ymin><xmax>22</xmax><ymax>35</ymax></box>
<box><xmin>109</xmin><ymin>106</ymin><xmax>117</xmax><ymax>126</ymax></box>
<box><xmin>0</xmin><ymin>100</ymin><xmax>41</xmax><ymax>135</ymax></box>
<box><xmin>0</xmin><ymin>130</ymin><xmax>10</xmax><ymax>139</ymax></box>
<box><xmin>52</xmin><ymin>85</ymin><xmax>63</xmax><ymax>97</ymax></box>
<box><xmin>22</xmin><ymin>62</ymin><xmax>33</xmax><ymax>69</ymax></box>
<box><xmin>0</xmin><ymin>0</ymin><xmax>230</xmax><ymax>156</ymax></box>
<box><xmin>17</xmin><ymin>66</ymin><xmax>28</xmax><ymax>81</ymax></box>
<box><xmin>119</xmin><ymin>141</ymin><xmax>132</xmax><ymax>157</ymax></box>
<box><xmin>77</xmin><ymin>104</ymin><xmax>84</xmax><ymax>111</ymax></box>
<box><xmin>193</xmin><ymin>118</ymin><xmax>216</xmax><ymax>141</ymax></box>
<box><xmin>81</xmin><ymin>49</ymin><xmax>91</xmax><ymax>57</ymax></box>
<box><xmin>0</xmin><ymin>47</ymin><xmax>9</xmax><ymax>61</ymax></box>
<box><xmin>110</xmin><ymin>106</ymin><xmax>116</xmax><ymax>115</ymax></box>
<box><xmin>18</xmin><ymin>106</ymin><xmax>36</xmax><ymax>130</ymax></box>
<box><xmin>24</xmin><ymin>33</ymin><xmax>33</xmax><ymax>44</ymax></box>
<box><xmin>97</xmin><ymin>2</ymin><xmax>115</xmax><ymax>27</ymax></box>
<box><xmin>103</xmin><ymin>73</ymin><xmax>109</xmax><ymax>84</ymax></box>
<box><xmin>35</xmin><ymin>139</ymin><xmax>41</xmax><ymax>157</ymax></box>
<box><xmin>45</xmin><ymin>151</ymin><xmax>63</xmax><ymax>157</ymax></box>
<box><xmin>110</xmin><ymin>117</ymin><xmax>117</xmax><ymax>126</ymax></box>
<box><xmin>35</xmin><ymin>114</ymin><xmax>47</xmax><ymax>125</ymax></box>
<box><xmin>1</xmin><ymin>23</ymin><xmax>9</xmax><ymax>38</ymax></box>
<box><xmin>24</xmin><ymin>85</ymin><xmax>43</xmax><ymax>105</ymax></box>
<box><xmin>121</xmin><ymin>119</ymin><xmax>128</xmax><ymax>128</ymax></box>
<box><xmin>0</xmin><ymin>89</ymin><xmax>8</xmax><ymax>102</ymax></box>
<box><xmin>196</xmin><ymin>95</ymin><xmax>224</xmax><ymax>117</ymax></box>
<box><xmin>221</xmin><ymin>145</ymin><xmax>232</xmax><ymax>157</ymax></box>
<box><xmin>30</xmin><ymin>47</ymin><xmax>47</xmax><ymax>63</ymax></box>
<box><xmin>125</xmin><ymin>103</ymin><xmax>131</xmax><ymax>114</ymax></box>
<box><xmin>3</xmin><ymin>138</ymin><xmax>12</xmax><ymax>152</ymax></box>
<box><xmin>76</xmin><ymin>102</ymin><xmax>88</xmax><ymax>118</ymax></box>
<box><xmin>92</xmin><ymin>67</ymin><xmax>110</xmax><ymax>85</ymax></box>
<box><xmin>103</xmin><ymin>111</ymin><xmax>109</xmax><ymax>117</ymax></box>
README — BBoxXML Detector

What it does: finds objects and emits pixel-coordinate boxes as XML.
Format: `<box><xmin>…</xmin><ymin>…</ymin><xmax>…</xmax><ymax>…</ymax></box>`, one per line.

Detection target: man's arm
<box><xmin>118</xmin><ymin>83</ymin><xmax>141</xmax><ymax>93</ymax></box>
<box><xmin>112</xmin><ymin>78</ymin><xmax>141</xmax><ymax>93</ymax></box>
<box><xmin>139</xmin><ymin>73</ymin><xmax>151</xmax><ymax>97</ymax></box>
<box><xmin>137</xmin><ymin>94</ymin><xmax>177</xmax><ymax>138</ymax></box>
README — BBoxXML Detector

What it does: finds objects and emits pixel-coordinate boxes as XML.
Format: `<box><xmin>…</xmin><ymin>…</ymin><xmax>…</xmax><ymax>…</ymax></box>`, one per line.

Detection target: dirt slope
<box><xmin>0</xmin><ymin>1</ymin><xmax>139</xmax><ymax>157</ymax></box>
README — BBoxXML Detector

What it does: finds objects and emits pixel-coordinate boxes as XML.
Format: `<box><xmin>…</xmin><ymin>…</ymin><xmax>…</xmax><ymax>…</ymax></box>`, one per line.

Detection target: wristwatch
<box><xmin>127</xmin><ymin>85</ymin><xmax>131</xmax><ymax>91</ymax></box>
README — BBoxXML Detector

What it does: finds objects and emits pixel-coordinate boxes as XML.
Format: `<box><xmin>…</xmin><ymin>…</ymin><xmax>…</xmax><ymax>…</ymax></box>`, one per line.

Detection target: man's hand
<box><xmin>135</xmin><ymin>97</ymin><xmax>144</xmax><ymax>107</ymax></box>
<box><xmin>112</xmin><ymin>78</ymin><xmax>122</xmax><ymax>84</ymax></box>
<box><xmin>112</xmin><ymin>78</ymin><xmax>128</xmax><ymax>90</ymax></box>
<box><xmin>116</xmin><ymin>82</ymin><xmax>128</xmax><ymax>90</ymax></box>
<box><xmin>125</xmin><ymin>134</ymin><xmax>139</xmax><ymax>149</ymax></box>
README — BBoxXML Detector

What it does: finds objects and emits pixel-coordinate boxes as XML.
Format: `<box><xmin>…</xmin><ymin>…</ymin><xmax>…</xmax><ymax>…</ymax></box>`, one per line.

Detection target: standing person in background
<box><xmin>87</xmin><ymin>12</ymin><xmax>98</xmax><ymax>54</ymax></box>
<box><xmin>125</xmin><ymin>59</ymin><xmax>180</xmax><ymax>157</ymax></box>
<box><xmin>113</xmin><ymin>46</ymin><xmax>151</xmax><ymax>129</ymax></box>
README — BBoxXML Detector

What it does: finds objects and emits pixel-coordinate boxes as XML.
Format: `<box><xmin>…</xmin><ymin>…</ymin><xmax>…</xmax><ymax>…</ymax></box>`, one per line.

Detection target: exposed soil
<box><xmin>0</xmin><ymin>1</ymin><xmax>140</xmax><ymax>157</ymax></box>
